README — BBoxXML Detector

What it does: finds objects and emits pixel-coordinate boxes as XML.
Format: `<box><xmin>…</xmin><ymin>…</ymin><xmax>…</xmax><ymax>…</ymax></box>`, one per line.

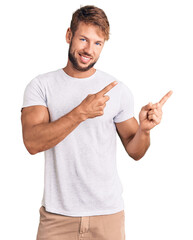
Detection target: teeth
<box><xmin>82</xmin><ymin>56</ymin><xmax>90</xmax><ymax>59</ymax></box>
<box><xmin>80</xmin><ymin>54</ymin><xmax>90</xmax><ymax>60</ymax></box>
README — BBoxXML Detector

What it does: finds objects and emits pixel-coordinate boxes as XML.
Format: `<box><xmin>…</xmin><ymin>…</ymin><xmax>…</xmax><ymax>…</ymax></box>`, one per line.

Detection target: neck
<box><xmin>63</xmin><ymin>60</ymin><xmax>96</xmax><ymax>79</ymax></box>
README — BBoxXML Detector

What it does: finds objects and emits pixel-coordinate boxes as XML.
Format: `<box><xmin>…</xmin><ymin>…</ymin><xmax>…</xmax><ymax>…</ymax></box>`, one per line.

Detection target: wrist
<box><xmin>139</xmin><ymin>125</ymin><xmax>150</xmax><ymax>136</ymax></box>
<box><xmin>74</xmin><ymin>105</ymin><xmax>88</xmax><ymax>122</ymax></box>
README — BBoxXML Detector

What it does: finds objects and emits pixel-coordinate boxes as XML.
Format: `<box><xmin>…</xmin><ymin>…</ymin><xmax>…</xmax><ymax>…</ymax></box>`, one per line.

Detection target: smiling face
<box><xmin>66</xmin><ymin>22</ymin><xmax>105</xmax><ymax>73</ymax></box>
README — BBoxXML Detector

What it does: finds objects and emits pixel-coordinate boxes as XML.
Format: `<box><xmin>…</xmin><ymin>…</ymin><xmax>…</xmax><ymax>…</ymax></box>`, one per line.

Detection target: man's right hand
<box><xmin>77</xmin><ymin>81</ymin><xmax>118</xmax><ymax>120</ymax></box>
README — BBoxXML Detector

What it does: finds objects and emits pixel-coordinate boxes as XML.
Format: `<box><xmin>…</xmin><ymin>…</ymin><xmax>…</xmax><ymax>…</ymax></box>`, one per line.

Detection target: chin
<box><xmin>74</xmin><ymin>61</ymin><xmax>97</xmax><ymax>72</ymax></box>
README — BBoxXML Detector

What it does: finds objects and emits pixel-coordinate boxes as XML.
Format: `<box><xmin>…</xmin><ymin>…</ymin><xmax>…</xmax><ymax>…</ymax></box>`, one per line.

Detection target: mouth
<box><xmin>79</xmin><ymin>53</ymin><xmax>92</xmax><ymax>64</ymax></box>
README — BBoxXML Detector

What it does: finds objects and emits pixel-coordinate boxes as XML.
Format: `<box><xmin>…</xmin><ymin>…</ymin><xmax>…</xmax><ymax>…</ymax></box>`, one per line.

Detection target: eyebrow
<box><xmin>79</xmin><ymin>35</ymin><xmax>104</xmax><ymax>43</ymax></box>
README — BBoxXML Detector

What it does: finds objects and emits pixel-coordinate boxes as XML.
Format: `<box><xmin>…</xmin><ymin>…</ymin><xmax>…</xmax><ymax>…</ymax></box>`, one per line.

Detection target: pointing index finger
<box><xmin>97</xmin><ymin>81</ymin><xmax>118</xmax><ymax>96</ymax></box>
<box><xmin>159</xmin><ymin>90</ymin><xmax>173</xmax><ymax>106</ymax></box>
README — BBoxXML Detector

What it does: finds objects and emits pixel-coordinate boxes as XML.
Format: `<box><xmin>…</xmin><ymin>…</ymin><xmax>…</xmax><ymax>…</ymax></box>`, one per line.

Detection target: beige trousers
<box><xmin>36</xmin><ymin>206</ymin><xmax>125</xmax><ymax>240</ymax></box>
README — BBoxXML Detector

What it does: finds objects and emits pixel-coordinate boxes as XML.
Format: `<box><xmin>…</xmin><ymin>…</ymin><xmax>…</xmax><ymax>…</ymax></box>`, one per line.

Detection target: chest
<box><xmin>45</xmin><ymin>79</ymin><xmax>121</xmax><ymax>125</ymax></box>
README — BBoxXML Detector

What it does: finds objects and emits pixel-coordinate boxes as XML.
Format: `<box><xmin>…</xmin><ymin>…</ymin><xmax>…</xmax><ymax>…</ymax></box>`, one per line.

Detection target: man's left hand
<box><xmin>139</xmin><ymin>90</ymin><xmax>173</xmax><ymax>132</ymax></box>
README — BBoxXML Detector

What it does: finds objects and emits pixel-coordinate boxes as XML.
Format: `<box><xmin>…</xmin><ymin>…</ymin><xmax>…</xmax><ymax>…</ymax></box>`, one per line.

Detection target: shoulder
<box><xmin>36</xmin><ymin>68</ymin><xmax>60</xmax><ymax>82</ymax></box>
<box><xmin>27</xmin><ymin>68</ymin><xmax>61</xmax><ymax>89</ymax></box>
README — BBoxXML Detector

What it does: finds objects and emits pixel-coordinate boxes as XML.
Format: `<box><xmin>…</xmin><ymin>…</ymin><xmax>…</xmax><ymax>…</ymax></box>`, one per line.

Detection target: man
<box><xmin>21</xmin><ymin>5</ymin><xmax>172</xmax><ymax>240</ymax></box>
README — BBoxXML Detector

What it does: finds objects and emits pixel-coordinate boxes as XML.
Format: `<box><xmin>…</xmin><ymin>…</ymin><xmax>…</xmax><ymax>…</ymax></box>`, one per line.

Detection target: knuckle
<box><xmin>98</xmin><ymin>99</ymin><xmax>104</xmax><ymax>105</ymax></box>
<box><xmin>150</xmin><ymin>110</ymin><xmax>154</xmax><ymax>114</ymax></box>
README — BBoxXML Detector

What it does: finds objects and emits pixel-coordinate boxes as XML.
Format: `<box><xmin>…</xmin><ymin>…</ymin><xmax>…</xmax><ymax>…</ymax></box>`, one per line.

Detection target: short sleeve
<box><xmin>113</xmin><ymin>82</ymin><xmax>134</xmax><ymax>123</ymax></box>
<box><xmin>21</xmin><ymin>76</ymin><xmax>47</xmax><ymax>112</ymax></box>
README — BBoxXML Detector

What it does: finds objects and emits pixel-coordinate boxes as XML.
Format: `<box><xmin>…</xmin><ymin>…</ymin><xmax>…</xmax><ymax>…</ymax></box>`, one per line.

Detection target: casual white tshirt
<box><xmin>21</xmin><ymin>68</ymin><xmax>134</xmax><ymax>217</ymax></box>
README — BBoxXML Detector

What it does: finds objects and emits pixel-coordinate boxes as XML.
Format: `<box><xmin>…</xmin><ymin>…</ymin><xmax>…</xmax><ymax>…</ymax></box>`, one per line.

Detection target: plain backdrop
<box><xmin>1</xmin><ymin>0</ymin><xmax>193</xmax><ymax>239</ymax></box>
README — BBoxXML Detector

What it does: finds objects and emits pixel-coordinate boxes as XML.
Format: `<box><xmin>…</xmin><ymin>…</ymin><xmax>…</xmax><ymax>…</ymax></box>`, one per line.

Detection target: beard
<box><xmin>68</xmin><ymin>40</ymin><xmax>98</xmax><ymax>72</ymax></box>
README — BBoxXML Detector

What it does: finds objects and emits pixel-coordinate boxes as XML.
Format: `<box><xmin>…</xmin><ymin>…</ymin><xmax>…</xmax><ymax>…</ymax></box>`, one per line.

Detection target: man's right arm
<box><xmin>21</xmin><ymin>80</ymin><xmax>118</xmax><ymax>155</ymax></box>
<box><xmin>21</xmin><ymin>105</ymin><xmax>86</xmax><ymax>155</ymax></box>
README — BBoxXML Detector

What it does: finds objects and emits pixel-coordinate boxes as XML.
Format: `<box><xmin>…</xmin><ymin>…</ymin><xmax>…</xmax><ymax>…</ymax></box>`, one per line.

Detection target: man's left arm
<box><xmin>115</xmin><ymin>91</ymin><xmax>173</xmax><ymax>161</ymax></box>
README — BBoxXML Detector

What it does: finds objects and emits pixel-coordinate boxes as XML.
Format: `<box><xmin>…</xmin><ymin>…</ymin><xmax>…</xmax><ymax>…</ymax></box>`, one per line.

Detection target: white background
<box><xmin>1</xmin><ymin>0</ymin><xmax>193</xmax><ymax>239</ymax></box>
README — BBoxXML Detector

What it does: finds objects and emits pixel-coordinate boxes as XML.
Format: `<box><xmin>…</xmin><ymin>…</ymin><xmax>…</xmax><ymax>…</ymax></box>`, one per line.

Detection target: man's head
<box><xmin>66</xmin><ymin>5</ymin><xmax>110</xmax><ymax>72</ymax></box>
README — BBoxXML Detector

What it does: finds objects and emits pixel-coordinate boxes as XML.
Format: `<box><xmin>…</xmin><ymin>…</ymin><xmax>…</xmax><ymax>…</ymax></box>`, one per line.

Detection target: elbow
<box><xmin>27</xmin><ymin>146</ymin><xmax>38</xmax><ymax>155</ymax></box>
<box><xmin>133</xmin><ymin>156</ymin><xmax>143</xmax><ymax>161</ymax></box>
<box><xmin>28</xmin><ymin>149</ymin><xmax>38</xmax><ymax>155</ymax></box>
<box><xmin>128</xmin><ymin>151</ymin><xmax>145</xmax><ymax>161</ymax></box>
<box><xmin>130</xmin><ymin>154</ymin><xmax>143</xmax><ymax>161</ymax></box>
<box><xmin>127</xmin><ymin>142</ymin><xmax>150</xmax><ymax>161</ymax></box>
<box><xmin>24</xmin><ymin>140</ymin><xmax>38</xmax><ymax>155</ymax></box>
<box><xmin>129</xmin><ymin>149</ymin><xmax>150</xmax><ymax>161</ymax></box>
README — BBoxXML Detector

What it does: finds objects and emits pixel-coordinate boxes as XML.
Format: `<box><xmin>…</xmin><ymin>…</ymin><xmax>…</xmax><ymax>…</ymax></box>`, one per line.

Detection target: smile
<box><xmin>79</xmin><ymin>53</ymin><xmax>92</xmax><ymax>63</ymax></box>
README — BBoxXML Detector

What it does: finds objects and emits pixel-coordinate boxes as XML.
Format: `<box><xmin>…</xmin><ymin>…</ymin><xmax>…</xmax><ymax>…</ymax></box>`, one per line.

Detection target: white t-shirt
<box><xmin>21</xmin><ymin>68</ymin><xmax>134</xmax><ymax>217</ymax></box>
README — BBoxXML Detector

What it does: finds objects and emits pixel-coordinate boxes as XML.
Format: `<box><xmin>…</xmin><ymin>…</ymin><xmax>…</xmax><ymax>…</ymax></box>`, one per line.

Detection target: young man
<box><xmin>21</xmin><ymin>5</ymin><xmax>172</xmax><ymax>240</ymax></box>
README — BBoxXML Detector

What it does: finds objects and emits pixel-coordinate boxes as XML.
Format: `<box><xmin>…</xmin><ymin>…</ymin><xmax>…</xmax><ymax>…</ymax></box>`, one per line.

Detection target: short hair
<box><xmin>70</xmin><ymin>5</ymin><xmax>110</xmax><ymax>41</ymax></box>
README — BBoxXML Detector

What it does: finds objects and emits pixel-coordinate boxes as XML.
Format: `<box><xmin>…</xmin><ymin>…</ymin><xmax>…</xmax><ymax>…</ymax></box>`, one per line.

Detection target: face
<box><xmin>66</xmin><ymin>22</ymin><xmax>105</xmax><ymax>72</ymax></box>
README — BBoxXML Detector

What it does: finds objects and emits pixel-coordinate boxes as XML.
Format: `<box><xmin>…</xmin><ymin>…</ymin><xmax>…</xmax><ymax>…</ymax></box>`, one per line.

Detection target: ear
<box><xmin>66</xmin><ymin>28</ymin><xmax>73</xmax><ymax>44</ymax></box>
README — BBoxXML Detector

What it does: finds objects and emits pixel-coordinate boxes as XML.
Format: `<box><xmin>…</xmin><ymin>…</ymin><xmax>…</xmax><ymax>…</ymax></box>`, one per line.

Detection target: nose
<box><xmin>83</xmin><ymin>43</ymin><xmax>93</xmax><ymax>57</ymax></box>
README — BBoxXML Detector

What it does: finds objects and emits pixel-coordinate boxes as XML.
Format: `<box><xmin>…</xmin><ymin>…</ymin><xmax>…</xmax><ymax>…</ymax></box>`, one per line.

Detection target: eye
<box><xmin>96</xmin><ymin>42</ymin><xmax>101</xmax><ymax>46</ymax></box>
<box><xmin>80</xmin><ymin>38</ymin><xmax>86</xmax><ymax>42</ymax></box>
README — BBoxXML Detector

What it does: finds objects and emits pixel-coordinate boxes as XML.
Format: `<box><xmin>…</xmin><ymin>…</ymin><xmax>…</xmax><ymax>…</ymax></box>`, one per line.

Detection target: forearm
<box><xmin>27</xmin><ymin>106</ymin><xmax>85</xmax><ymax>154</ymax></box>
<box><xmin>126</xmin><ymin>126</ymin><xmax>150</xmax><ymax>160</ymax></box>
